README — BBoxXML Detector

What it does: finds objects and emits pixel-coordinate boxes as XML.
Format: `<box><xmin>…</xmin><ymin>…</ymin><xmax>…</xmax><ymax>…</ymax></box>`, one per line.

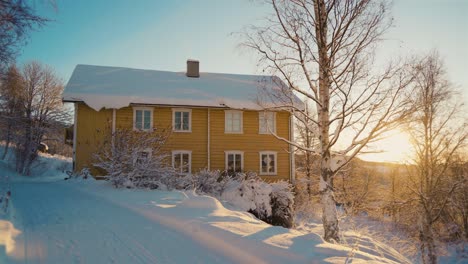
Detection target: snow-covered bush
<box><xmin>230</xmin><ymin>170</ymin><xmax>258</xmax><ymax>182</ymax></box>
<box><xmin>193</xmin><ymin>169</ymin><xmax>230</xmax><ymax>196</ymax></box>
<box><xmin>218</xmin><ymin>172</ymin><xmax>294</xmax><ymax>227</ymax></box>
<box><xmin>93</xmin><ymin>128</ymin><xmax>174</xmax><ymax>188</ymax></box>
<box><xmin>270</xmin><ymin>181</ymin><xmax>294</xmax><ymax>228</ymax></box>
<box><xmin>222</xmin><ymin>173</ymin><xmax>273</xmax><ymax>221</ymax></box>
<box><xmin>161</xmin><ymin>173</ymin><xmax>193</xmax><ymax>190</ymax></box>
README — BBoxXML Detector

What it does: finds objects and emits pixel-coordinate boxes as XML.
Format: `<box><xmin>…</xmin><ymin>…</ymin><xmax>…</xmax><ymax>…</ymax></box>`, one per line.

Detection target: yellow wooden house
<box><xmin>63</xmin><ymin>60</ymin><xmax>301</xmax><ymax>182</ymax></box>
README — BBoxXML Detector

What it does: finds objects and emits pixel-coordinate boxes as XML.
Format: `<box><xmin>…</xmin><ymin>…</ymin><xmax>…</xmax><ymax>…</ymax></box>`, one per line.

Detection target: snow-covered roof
<box><xmin>63</xmin><ymin>64</ymin><xmax>303</xmax><ymax>111</ymax></box>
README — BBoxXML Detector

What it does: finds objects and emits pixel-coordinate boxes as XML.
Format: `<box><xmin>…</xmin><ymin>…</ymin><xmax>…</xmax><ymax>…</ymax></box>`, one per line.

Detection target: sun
<box><xmin>359</xmin><ymin>129</ymin><xmax>413</xmax><ymax>163</ymax></box>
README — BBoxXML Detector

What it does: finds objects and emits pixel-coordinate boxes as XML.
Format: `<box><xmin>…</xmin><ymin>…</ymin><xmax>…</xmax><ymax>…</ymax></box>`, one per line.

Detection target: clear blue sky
<box><xmin>18</xmin><ymin>0</ymin><xmax>468</xmax><ymax>95</ymax></box>
<box><xmin>17</xmin><ymin>0</ymin><xmax>467</xmax><ymax>163</ymax></box>
<box><xmin>18</xmin><ymin>0</ymin><xmax>268</xmax><ymax>79</ymax></box>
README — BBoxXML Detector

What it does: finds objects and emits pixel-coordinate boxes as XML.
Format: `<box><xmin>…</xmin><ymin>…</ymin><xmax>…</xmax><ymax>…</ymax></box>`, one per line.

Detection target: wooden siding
<box><xmin>209</xmin><ymin>110</ymin><xmax>290</xmax><ymax>181</ymax></box>
<box><xmin>75</xmin><ymin>103</ymin><xmax>291</xmax><ymax>181</ymax></box>
<box><xmin>114</xmin><ymin>106</ymin><xmax>208</xmax><ymax>171</ymax></box>
<box><xmin>75</xmin><ymin>102</ymin><xmax>112</xmax><ymax>173</ymax></box>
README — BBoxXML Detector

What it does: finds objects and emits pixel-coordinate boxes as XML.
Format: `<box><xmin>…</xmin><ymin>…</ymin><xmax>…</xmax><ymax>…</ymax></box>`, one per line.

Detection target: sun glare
<box><xmin>0</xmin><ymin>220</ymin><xmax>21</xmax><ymax>255</ymax></box>
<box><xmin>359</xmin><ymin>130</ymin><xmax>413</xmax><ymax>163</ymax></box>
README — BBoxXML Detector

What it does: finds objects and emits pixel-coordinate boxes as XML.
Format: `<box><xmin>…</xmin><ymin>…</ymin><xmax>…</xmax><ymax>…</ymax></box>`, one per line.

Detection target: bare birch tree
<box><xmin>405</xmin><ymin>53</ymin><xmax>467</xmax><ymax>264</ymax></box>
<box><xmin>1</xmin><ymin>61</ymin><xmax>67</xmax><ymax>175</ymax></box>
<box><xmin>243</xmin><ymin>0</ymin><xmax>415</xmax><ymax>242</ymax></box>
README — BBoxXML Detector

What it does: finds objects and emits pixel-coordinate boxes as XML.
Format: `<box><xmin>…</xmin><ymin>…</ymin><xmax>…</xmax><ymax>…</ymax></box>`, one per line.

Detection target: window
<box><xmin>225</xmin><ymin>151</ymin><xmax>243</xmax><ymax>173</ymax></box>
<box><xmin>259</xmin><ymin>112</ymin><xmax>276</xmax><ymax>134</ymax></box>
<box><xmin>172</xmin><ymin>150</ymin><xmax>191</xmax><ymax>174</ymax></box>
<box><xmin>135</xmin><ymin>149</ymin><xmax>152</xmax><ymax>165</ymax></box>
<box><xmin>173</xmin><ymin>109</ymin><xmax>191</xmax><ymax>132</ymax></box>
<box><xmin>225</xmin><ymin>110</ymin><xmax>243</xmax><ymax>133</ymax></box>
<box><xmin>133</xmin><ymin>107</ymin><xmax>153</xmax><ymax>131</ymax></box>
<box><xmin>259</xmin><ymin>151</ymin><xmax>277</xmax><ymax>175</ymax></box>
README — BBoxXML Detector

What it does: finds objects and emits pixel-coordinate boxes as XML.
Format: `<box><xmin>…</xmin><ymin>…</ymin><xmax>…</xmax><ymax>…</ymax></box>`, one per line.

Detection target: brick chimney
<box><xmin>186</xmin><ymin>59</ymin><xmax>199</xmax><ymax>78</ymax></box>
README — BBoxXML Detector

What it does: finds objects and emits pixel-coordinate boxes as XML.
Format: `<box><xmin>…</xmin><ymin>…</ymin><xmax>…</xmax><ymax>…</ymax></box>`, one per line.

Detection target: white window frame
<box><xmin>259</xmin><ymin>151</ymin><xmax>277</xmax><ymax>175</ymax></box>
<box><xmin>134</xmin><ymin>148</ymin><xmax>152</xmax><ymax>166</ymax></box>
<box><xmin>225</xmin><ymin>151</ymin><xmax>244</xmax><ymax>173</ymax></box>
<box><xmin>133</xmin><ymin>107</ymin><xmax>154</xmax><ymax>131</ymax></box>
<box><xmin>172</xmin><ymin>150</ymin><xmax>192</xmax><ymax>174</ymax></box>
<box><xmin>259</xmin><ymin>111</ymin><xmax>276</xmax><ymax>134</ymax></box>
<box><xmin>225</xmin><ymin>110</ymin><xmax>243</xmax><ymax>134</ymax></box>
<box><xmin>172</xmin><ymin>108</ymin><xmax>192</xmax><ymax>133</ymax></box>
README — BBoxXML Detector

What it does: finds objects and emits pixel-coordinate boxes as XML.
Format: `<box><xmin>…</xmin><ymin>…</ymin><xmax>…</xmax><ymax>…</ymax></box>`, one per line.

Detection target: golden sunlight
<box><xmin>0</xmin><ymin>220</ymin><xmax>21</xmax><ymax>255</ymax></box>
<box><xmin>359</xmin><ymin>129</ymin><xmax>413</xmax><ymax>163</ymax></box>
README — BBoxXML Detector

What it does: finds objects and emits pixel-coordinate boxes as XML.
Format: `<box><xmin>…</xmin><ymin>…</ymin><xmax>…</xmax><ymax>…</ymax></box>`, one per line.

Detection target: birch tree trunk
<box><xmin>315</xmin><ymin>0</ymin><xmax>339</xmax><ymax>242</ymax></box>
<box><xmin>420</xmin><ymin>213</ymin><xmax>437</xmax><ymax>264</ymax></box>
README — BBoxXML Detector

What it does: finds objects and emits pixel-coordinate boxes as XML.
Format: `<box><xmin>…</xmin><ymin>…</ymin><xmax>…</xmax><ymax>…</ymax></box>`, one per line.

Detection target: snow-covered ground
<box><xmin>0</xmin><ymin>153</ymin><xmax>411</xmax><ymax>264</ymax></box>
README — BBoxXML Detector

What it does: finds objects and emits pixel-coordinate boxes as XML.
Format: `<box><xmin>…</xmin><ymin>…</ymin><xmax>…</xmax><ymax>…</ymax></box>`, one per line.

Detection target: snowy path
<box><xmin>6</xmin><ymin>181</ymin><xmax>227</xmax><ymax>263</ymax></box>
<box><xmin>1</xmin><ymin>180</ymin><xmax>306</xmax><ymax>264</ymax></box>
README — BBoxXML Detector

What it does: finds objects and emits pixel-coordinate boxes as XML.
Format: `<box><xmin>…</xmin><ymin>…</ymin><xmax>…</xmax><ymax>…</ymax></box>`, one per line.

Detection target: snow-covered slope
<box><xmin>0</xmin><ymin>155</ymin><xmax>410</xmax><ymax>264</ymax></box>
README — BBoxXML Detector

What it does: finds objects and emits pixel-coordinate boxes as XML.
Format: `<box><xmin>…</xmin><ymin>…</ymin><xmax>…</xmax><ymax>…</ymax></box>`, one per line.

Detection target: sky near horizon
<box><xmin>17</xmin><ymin>0</ymin><xmax>468</xmax><ymax>163</ymax></box>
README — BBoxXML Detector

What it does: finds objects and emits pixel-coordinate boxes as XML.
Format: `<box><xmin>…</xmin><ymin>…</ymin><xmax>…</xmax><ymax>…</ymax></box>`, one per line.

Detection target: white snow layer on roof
<box><xmin>63</xmin><ymin>64</ymin><xmax>303</xmax><ymax>111</ymax></box>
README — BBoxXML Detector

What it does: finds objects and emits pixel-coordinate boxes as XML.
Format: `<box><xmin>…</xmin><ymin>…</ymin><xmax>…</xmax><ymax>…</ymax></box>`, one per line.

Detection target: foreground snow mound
<box><xmin>81</xmin><ymin>181</ymin><xmax>409</xmax><ymax>263</ymax></box>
